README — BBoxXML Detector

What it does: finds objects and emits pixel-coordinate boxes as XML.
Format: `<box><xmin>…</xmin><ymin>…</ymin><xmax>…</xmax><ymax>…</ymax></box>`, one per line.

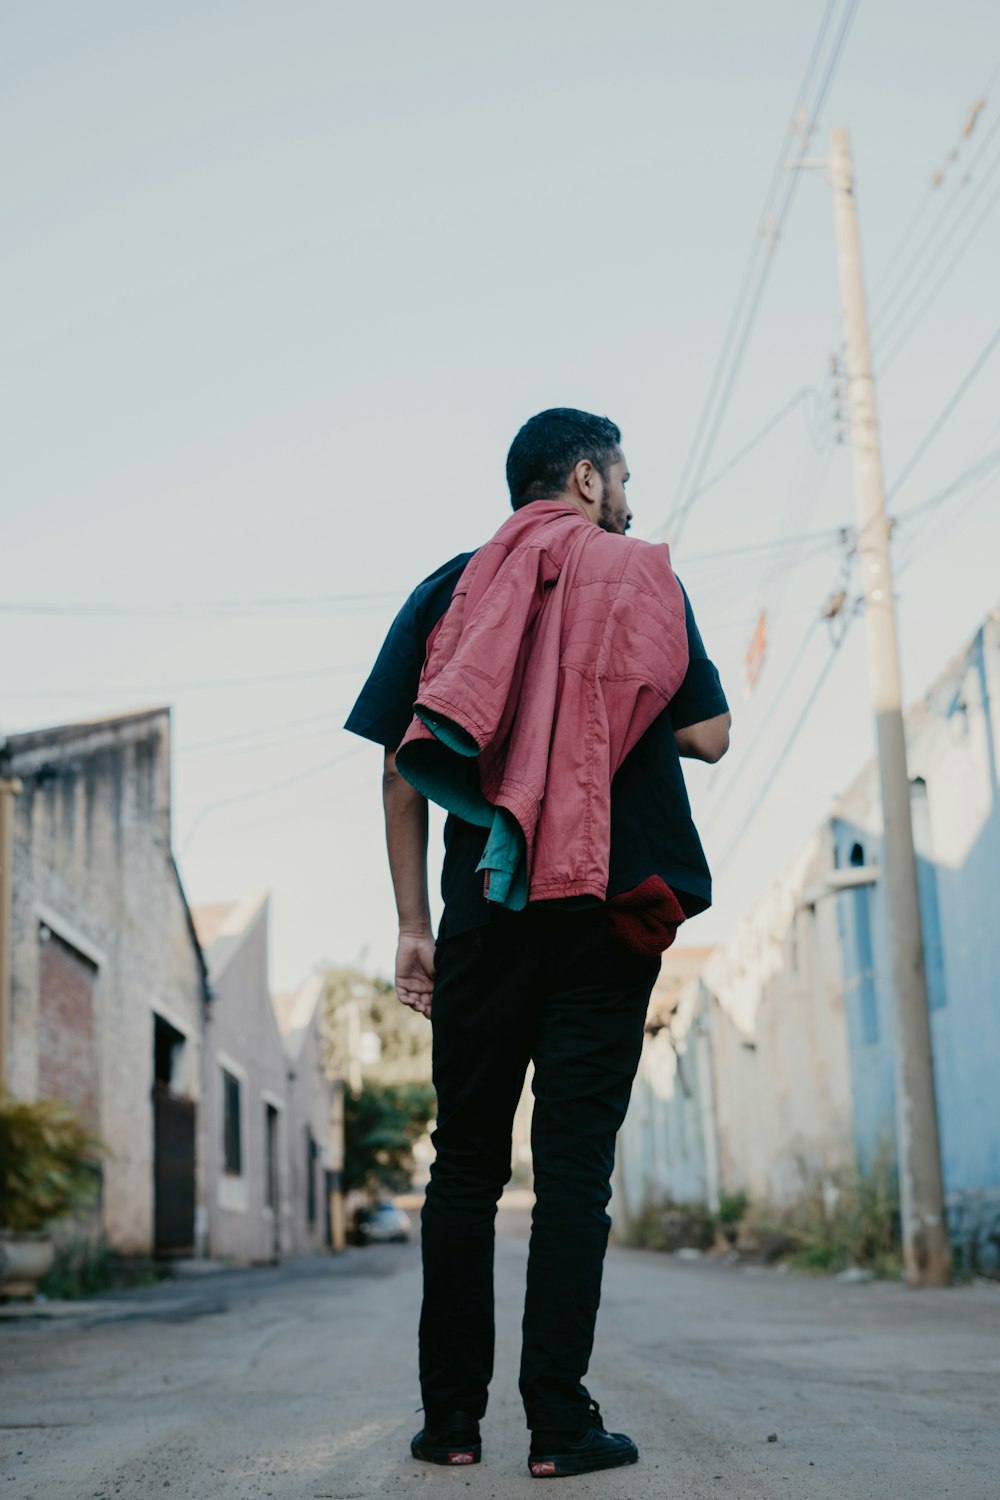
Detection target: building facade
<box><xmin>2</xmin><ymin>708</ymin><xmax>208</xmax><ymax>1256</ymax></box>
<box><xmin>617</xmin><ymin>607</ymin><xmax>1000</xmax><ymax>1269</ymax></box>
<box><xmin>193</xmin><ymin>892</ymin><xmax>294</xmax><ymax>1262</ymax></box>
<box><xmin>272</xmin><ymin>975</ymin><xmax>335</xmax><ymax>1256</ymax></box>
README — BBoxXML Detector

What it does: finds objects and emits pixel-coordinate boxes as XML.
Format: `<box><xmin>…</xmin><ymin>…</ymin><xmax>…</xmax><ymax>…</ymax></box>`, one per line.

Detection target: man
<box><xmin>345</xmin><ymin>408</ymin><xmax>730</xmax><ymax>1479</ymax></box>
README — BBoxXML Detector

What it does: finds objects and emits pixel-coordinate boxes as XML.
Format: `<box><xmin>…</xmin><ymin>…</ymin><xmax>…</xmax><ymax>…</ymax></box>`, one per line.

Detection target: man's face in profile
<box><xmin>597</xmin><ymin>455</ymin><xmax>632</xmax><ymax>535</ymax></box>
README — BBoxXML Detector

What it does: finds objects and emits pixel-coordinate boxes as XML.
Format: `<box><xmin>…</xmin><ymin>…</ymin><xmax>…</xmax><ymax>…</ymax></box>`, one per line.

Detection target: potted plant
<box><xmin>0</xmin><ymin>1093</ymin><xmax>103</xmax><ymax>1298</ymax></box>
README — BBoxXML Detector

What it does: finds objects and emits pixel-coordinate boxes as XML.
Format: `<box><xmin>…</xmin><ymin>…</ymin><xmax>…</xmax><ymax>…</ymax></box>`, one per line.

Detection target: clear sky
<box><xmin>4</xmin><ymin>1</ymin><xmax>999</xmax><ymax>990</ymax></box>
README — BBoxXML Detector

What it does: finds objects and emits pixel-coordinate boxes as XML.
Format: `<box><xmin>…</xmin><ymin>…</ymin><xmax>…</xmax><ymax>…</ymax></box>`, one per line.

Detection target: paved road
<box><xmin>2</xmin><ymin>1209</ymin><xmax>999</xmax><ymax>1499</ymax></box>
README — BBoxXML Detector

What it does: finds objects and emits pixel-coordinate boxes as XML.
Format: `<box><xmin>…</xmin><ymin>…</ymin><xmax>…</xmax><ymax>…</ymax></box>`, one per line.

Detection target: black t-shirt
<box><xmin>345</xmin><ymin>548</ymin><xmax>729</xmax><ymax>940</ymax></box>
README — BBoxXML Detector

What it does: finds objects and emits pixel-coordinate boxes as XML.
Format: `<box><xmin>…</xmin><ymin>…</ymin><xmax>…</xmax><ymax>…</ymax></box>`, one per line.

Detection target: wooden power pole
<box><xmin>829</xmin><ymin>125</ymin><xmax>951</xmax><ymax>1286</ymax></box>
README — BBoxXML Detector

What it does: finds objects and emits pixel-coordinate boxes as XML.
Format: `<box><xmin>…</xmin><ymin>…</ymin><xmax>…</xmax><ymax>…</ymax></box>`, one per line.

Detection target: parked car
<box><xmin>354</xmin><ymin>1203</ymin><xmax>412</xmax><ymax>1245</ymax></box>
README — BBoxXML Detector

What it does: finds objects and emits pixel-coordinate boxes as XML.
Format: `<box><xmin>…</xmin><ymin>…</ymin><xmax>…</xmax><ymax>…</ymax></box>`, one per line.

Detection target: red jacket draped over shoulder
<box><xmin>396</xmin><ymin>501</ymin><xmax>689</xmax><ymax>907</ymax></box>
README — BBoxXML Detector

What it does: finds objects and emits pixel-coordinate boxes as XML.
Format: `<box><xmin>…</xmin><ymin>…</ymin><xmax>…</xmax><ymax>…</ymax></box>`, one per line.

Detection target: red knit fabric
<box><xmin>606</xmin><ymin>876</ymin><xmax>687</xmax><ymax>958</ymax></box>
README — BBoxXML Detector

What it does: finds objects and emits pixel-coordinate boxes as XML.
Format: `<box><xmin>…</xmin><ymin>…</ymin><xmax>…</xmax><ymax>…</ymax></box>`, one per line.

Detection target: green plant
<box><xmin>343</xmin><ymin>1082</ymin><xmax>436</xmax><ymax>1196</ymax></box>
<box><xmin>622</xmin><ymin>1198</ymin><xmax>716</xmax><ymax>1252</ymax></box>
<box><xmin>784</xmin><ymin>1149</ymin><xmax>901</xmax><ymax>1276</ymax></box>
<box><xmin>38</xmin><ymin>1238</ymin><xmax>158</xmax><ymax>1299</ymax></box>
<box><xmin>0</xmin><ymin>1094</ymin><xmax>104</xmax><ymax>1232</ymax></box>
<box><xmin>717</xmin><ymin>1191</ymin><xmax>749</xmax><ymax>1242</ymax></box>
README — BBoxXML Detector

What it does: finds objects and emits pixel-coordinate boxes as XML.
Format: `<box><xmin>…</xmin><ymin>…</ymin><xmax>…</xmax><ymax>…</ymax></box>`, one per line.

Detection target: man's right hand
<box><xmin>395</xmin><ymin>928</ymin><xmax>436</xmax><ymax>1018</ymax></box>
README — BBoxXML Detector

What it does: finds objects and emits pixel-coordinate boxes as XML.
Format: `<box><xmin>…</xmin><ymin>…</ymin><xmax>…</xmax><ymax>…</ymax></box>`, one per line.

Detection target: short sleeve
<box><xmin>344</xmin><ymin>552</ymin><xmax>474</xmax><ymax>751</ymax></box>
<box><xmin>667</xmin><ymin>580</ymin><xmax>730</xmax><ymax>732</ymax></box>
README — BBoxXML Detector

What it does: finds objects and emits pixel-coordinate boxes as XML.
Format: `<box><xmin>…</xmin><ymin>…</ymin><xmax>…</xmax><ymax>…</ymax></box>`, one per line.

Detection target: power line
<box><xmin>686</xmin><ymin>534</ymin><xmax>846</xmax><ymax>609</ymax></box>
<box><xmin>179</xmin><ymin>718</ymin><xmax>352</xmax><ymax>761</ymax></box>
<box><xmin>701</xmin><ymin>615</ymin><xmax>822</xmax><ymax>833</ymax></box>
<box><xmin>670</xmin><ymin>0</ymin><xmax>859</xmax><ymax>546</ymax></box>
<box><xmin>662</xmin><ymin>0</ymin><xmax>858</xmax><ymax>546</ymax></box>
<box><xmin>178</xmin><ymin>708</ymin><xmax>348</xmax><ymax>755</ymax></box>
<box><xmin>885</xmin><ymin>318</ymin><xmax>1000</xmax><ymax>502</ymax></box>
<box><xmin>871</xmin><ymin>83</ymin><xmax>1000</xmax><ymax>330</ymax></box>
<box><xmin>714</xmin><ymin>608</ymin><xmax>856</xmax><ymax>874</ymax></box>
<box><xmin>892</xmin><ymin>438</ymin><xmax>1000</xmax><ymax>576</ymax></box>
<box><xmin>678</xmin><ymin>523</ymin><xmax>846</xmax><ymax>568</ymax></box>
<box><xmin>651</xmin><ymin>387</ymin><xmax>829</xmax><ymax>543</ymax></box>
<box><xmin>893</xmin><ymin>440</ymin><xmax>1000</xmax><ymax>524</ymax></box>
<box><xmin>877</xmin><ymin>167</ymin><xmax>1000</xmax><ymax>373</ymax></box>
<box><xmin>4</xmin><ymin>662</ymin><xmax>370</xmax><ymax>701</ymax></box>
<box><xmin>0</xmin><ymin>590</ymin><xmax>404</xmax><ymax>619</ymax></box>
<box><xmin>178</xmin><ymin>744</ymin><xmax>365</xmax><ymax>856</ymax></box>
<box><xmin>869</xmin><ymin>64</ymin><xmax>999</xmax><ymax>303</ymax></box>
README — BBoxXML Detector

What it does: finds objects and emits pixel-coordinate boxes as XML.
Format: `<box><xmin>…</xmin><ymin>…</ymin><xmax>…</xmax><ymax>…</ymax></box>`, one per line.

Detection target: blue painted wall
<box><xmin>833</xmin><ymin>629</ymin><xmax>1000</xmax><ymax>1227</ymax></box>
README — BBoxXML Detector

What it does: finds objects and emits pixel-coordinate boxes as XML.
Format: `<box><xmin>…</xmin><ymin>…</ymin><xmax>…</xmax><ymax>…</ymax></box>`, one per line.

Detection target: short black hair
<box><xmin>506</xmin><ymin>408</ymin><xmax>622</xmax><ymax>509</ymax></box>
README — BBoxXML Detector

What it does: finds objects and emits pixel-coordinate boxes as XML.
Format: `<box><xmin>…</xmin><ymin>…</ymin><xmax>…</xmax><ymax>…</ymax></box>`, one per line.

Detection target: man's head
<box><xmin>506</xmin><ymin>407</ymin><xmax>632</xmax><ymax>535</ymax></box>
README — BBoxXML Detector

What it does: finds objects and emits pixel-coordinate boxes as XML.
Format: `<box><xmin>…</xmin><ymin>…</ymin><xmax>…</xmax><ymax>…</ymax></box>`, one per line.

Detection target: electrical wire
<box><xmin>877</xmin><ymin>167</ymin><xmax>1000</xmax><ymax>373</ymax></box>
<box><xmin>885</xmin><ymin>318</ymin><xmax>1000</xmax><ymax>503</ymax></box>
<box><xmin>871</xmin><ymin>87</ymin><xmax>1000</xmax><ymax>331</ymax></box>
<box><xmin>649</xmin><ymin>387</ymin><xmax>828</xmax><ymax>543</ymax></box>
<box><xmin>701</xmin><ymin>615</ymin><xmax>822</xmax><ymax>833</ymax></box>
<box><xmin>178</xmin><ymin>708</ymin><xmax>348</xmax><ymax>755</ymax></box>
<box><xmin>180</xmin><ymin>719</ymin><xmax>352</xmax><ymax>761</ymax></box>
<box><xmin>678</xmin><ymin>524</ymin><xmax>847</xmax><ymax>568</ymax></box>
<box><xmin>0</xmin><ymin>590</ymin><xmax>404</xmax><ymax>619</ymax></box>
<box><xmin>868</xmin><ymin>64</ymin><xmax>999</xmax><ymax>304</ymax></box>
<box><xmin>178</xmin><ymin>744</ymin><xmax>365</xmax><ymax>855</ymax></box>
<box><xmin>893</xmin><ymin>440</ymin><xmax>1000</xmax><ymax>525</ymax></box>
<box><xmin>661</xmin><ymin>0</ymin><xmax>858</xmax><ymax>546</ymax></box>
<box><xmin>714</xmin><ymin>607</ymin><xmax>857</xmax><ymax>874</ymax></box>
<box><xmin>5</xmin><ymin>662</ymin><xmax>370</xmax><ymax>700</ymax></box>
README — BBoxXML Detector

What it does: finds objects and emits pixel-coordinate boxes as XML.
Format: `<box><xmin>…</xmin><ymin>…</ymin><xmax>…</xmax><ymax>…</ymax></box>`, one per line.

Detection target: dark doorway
<box><xmin>264</xmin><ymin>1103</ymin><xmax>280</xmax><ymax>1259</ymax></box>
<box><xmin>153</xmin><ymin>1014</ymin><xmax>196</xmax><ymax>1256</ymax></box>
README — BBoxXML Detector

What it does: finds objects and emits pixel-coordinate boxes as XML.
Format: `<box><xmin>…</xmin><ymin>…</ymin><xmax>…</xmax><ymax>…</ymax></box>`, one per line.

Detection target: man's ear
<box><xmin>572</xmin><ymin>459</ymin><xmax>599</xmax><ymax>499</ymax></box>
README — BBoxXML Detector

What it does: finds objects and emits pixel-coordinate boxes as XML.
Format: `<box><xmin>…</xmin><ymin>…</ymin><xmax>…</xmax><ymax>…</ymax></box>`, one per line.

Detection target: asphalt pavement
<box><xmin>2</xmin><ymin>1204</ymin><xmax>999</xmax><ymax>1500</ymax></box>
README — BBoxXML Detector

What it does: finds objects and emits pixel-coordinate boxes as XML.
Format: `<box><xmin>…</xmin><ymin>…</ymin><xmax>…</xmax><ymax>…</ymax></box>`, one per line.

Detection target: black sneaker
<box><xmin>528</xmin><ymin>1401</ymin><xmax>638</xmax><ymax>1479</ymax></box>
<box><xmin>411</xmin><ymin>1410</ymin><xmax>482</xmax><ymax>1467</ymax></box>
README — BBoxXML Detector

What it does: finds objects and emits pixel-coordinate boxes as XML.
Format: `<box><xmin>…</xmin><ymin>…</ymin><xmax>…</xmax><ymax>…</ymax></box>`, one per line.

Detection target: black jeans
<box><xmin>418</xmin><ymin>913</ymin><xmax>659</xmax><ymax>1435</ymax></box>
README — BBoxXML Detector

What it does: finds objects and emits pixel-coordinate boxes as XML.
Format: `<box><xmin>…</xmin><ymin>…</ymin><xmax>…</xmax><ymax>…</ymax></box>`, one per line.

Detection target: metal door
<box><xmin>153</xmin><ymin>1084</ymin><xmax>196</xmax><ymax>1255</ymax></box>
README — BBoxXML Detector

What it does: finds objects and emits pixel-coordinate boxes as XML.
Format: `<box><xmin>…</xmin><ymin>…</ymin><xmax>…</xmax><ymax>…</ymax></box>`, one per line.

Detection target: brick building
<box><xmin>1</xmin><ymin>708</ymin><xmax>209</xmax><ymax>1256</ymax></box>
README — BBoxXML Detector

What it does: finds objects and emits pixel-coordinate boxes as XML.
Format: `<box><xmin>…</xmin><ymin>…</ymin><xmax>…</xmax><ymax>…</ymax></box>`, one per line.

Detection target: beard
<box><xmin>597</xmin><ymin>494</ymin><xmax>628</xmax><ymax>535</ymax></box>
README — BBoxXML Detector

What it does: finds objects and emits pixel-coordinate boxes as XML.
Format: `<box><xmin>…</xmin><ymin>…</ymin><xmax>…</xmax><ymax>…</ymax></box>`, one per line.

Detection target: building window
<box><xmin>264</xmin><ymin>1104</ymin><xmax>279</xmax><ymax>1210</ymax></box>
<box><xmin>222</xmin><ymin>1068</ymin><xmax>242</xmax><ymax>1176</ymax></box>
<box><xmin>850</xmin><ymin>842</ymin><xmax>879</xmax><ymax>1045</ymax></box>
<box><xmin>306</xmin><ymin>1129</ymin><xmax>318</xmax><ymax>1226</ymax></box>
<box><xmin>154</xmin><ymin>1013</ymin><xmax>187</xmax><ymax>1093</ymax></box>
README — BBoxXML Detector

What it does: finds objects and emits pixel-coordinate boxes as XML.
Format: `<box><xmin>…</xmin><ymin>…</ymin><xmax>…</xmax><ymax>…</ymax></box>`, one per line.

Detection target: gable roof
<box><xmin>190</xmin><ymin>889</ymin><xmax>269</xmax><ymax>985</ymax></box>
<box><xmin>272</xmin><ymin>974</ymin><xmax>325</xmax><ymax>1063</ymax></box>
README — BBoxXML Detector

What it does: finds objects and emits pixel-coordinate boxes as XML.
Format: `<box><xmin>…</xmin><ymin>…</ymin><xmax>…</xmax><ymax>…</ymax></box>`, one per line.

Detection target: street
<box><xmin>2</xmin><ymin>1207</ymin><xmax>999</xmax><ymax>1500</ymax></box>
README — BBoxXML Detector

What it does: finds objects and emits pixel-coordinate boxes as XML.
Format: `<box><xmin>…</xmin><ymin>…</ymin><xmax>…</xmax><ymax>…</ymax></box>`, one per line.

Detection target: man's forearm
<box><xmin>382</xmin><ymin>751</ymin><xmax>431</xmax><ymax>932</ymax></box>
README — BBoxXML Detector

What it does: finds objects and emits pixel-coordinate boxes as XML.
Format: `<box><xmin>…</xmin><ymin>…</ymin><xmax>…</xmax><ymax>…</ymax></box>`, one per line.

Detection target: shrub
<box><xmin>622</xmin><ymin>1198</ymin><xmax>716</xmax><ymax>1252</ymax></box>
<box><xmin>38</xmin><ymin>1237</ymin><xmax>158</xmax><ymax>1299</ymax></box>
<box><xmin>343</xmin><ymin>1082</ymin><xmax>436</xmax><ymax>1196</ymax></box>
<box><xmin>0</xmin><ymin>1094</ymin><xmax>104</xmax><ymax>1233</ymax></box>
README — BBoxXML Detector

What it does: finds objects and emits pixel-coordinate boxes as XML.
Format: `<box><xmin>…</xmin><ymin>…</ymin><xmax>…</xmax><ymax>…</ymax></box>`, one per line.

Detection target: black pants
<box><xmin>418</xmin><ymin>914</ymin><xmax>660</xmax><ymax>1435</ymax></box>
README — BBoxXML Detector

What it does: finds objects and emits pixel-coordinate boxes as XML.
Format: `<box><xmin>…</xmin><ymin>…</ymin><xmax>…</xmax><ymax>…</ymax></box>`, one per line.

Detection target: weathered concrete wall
<box><xmin>833</xmin><ymin>613</ymin><xmax>1000</xmax><ymax>1267</ymax></box>
<box><xmin>4</xmin><ymin>709</ymin><xmax>207</xmax><ymax>1255</ymax></box>
<box><xmin>617</xmin><ymin>607</ymin><xmax>1000</xmax><ymax>1271</ymax></box>
<box><xmin>702</xmin><ymin>829</ymin><xmax>857</xmax><ymax>1207</ymax></box>
<box><xmin>198</xmin><ymin>893</ymin><xmax>295</xmax><ymax>1262</ymax></box>
<box><xmin>616</xmin><ymin>980</ymin><xmax>720</xmax><ymax>1227</ymax></box>
<box><xmin>277</xmin><ymin>977</ymin><xmax>334</xmax><ymax>1257</ymax></box>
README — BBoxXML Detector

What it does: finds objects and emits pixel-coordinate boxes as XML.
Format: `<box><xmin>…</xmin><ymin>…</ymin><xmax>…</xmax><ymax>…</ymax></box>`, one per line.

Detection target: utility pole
<box><xmin>829</xmin><ymin>126</ymin><xmax>951</xmax><ymax>1287</ymax></box>
<box><xmin>0</xmin><ymin>777</ymin><xmax>22</xmax><ymax>1091</ymax></box>
<box><xmin>327</xmin><ymin>997</ymin><xmax>364</xmax><ymax>1252</ymax></box>
<box><xmin>328</xmin><ymin>1078</ymin><xmax>346</xmax><ymax>1252</ymax></box>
